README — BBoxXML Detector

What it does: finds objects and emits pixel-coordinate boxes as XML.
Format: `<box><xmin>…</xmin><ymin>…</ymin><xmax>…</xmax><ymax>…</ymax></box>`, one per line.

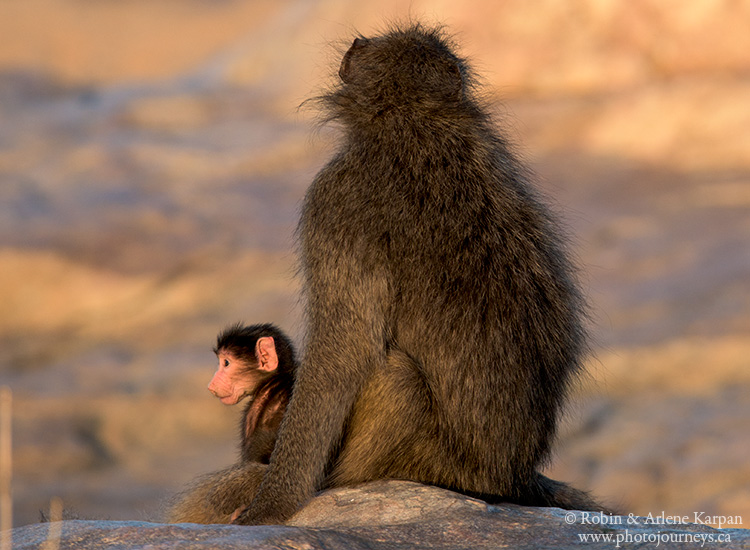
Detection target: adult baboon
<box><xmin>228</xmin><ymin>24</ymin><xmax>601</xmax><ymax>525</ymax></box>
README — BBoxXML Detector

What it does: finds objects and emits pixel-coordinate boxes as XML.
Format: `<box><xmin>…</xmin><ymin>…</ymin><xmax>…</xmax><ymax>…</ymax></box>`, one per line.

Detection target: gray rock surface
<box><xmin>9</xmin><ymin>481</ymin><xmax>748</xmax><ymax>549</ymax></box>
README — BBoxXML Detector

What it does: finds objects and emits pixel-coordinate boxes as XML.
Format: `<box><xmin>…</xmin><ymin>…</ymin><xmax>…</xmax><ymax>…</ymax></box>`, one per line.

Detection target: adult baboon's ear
<box><xmin>339</xmin><ymin>37</ymin><xmax>370</xmax><ymax>83</ymax></box>
<box><xmin>442</xmin><ymin>57</ymin><xmax>464</xmax><ymax>99</ymax></box>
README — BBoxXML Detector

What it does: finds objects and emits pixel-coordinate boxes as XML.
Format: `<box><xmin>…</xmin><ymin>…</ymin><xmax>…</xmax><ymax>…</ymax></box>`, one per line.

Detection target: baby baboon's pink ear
<box><xmin>255</xmin><ymin>337</ymin><xmax>278</xmax><ymax>372</ymax></box>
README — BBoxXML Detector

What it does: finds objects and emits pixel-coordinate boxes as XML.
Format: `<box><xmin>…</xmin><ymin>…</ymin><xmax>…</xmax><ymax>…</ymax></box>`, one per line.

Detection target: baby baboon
<box><xmin>233</xmin><ymin>23</ymin><xmax>602</xmax><ymax>525</ymax></box>
<box><xmin>210</xmin><ymin>323</ymin><xmax>296</xmax><ymax>464</ymax></box>
<box><xmin>168</xmin><ymin>323</ymin><xmax>296</xmax><ymax>523</ymax></box>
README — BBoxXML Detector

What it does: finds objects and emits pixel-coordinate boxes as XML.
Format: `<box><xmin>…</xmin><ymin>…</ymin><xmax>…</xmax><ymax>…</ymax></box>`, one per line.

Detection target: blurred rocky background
<box><xmin>1</xmin><ymin>0</ymin><xmax>748</xmax><ymax>528</ymax></box>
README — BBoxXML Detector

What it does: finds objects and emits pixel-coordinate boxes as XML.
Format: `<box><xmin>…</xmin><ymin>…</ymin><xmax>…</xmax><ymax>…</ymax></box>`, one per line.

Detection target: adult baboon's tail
<box><xmin>522</xmin><ymin>472</ymin><xmax>614</xmax><ymax>513</ymax></box>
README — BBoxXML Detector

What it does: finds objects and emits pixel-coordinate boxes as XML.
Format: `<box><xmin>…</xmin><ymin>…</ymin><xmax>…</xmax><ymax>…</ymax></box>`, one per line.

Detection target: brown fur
<box><xmin>168</xmin><ymin>463</ymin><xmax>266</xmax><ymax>524</ymax></box>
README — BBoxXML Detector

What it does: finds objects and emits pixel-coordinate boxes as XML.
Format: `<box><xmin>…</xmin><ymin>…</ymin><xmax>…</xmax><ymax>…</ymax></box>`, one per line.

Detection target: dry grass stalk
<box><xmin>41</xmin><ymin>497</ymin><xmax>63</xmax><ymax>550</ymax></box>
<box><xmin>0</xmin><ymin>386</ymin><xmax>12</xmax><ymax>550</ymax></box>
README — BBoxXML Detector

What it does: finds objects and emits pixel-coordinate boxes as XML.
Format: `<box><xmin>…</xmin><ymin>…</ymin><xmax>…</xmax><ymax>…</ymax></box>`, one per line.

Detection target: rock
<box><xmin>9</xmin><ymin>481</ymin><xmax>747</xmax><ymax>549</ymax></box>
